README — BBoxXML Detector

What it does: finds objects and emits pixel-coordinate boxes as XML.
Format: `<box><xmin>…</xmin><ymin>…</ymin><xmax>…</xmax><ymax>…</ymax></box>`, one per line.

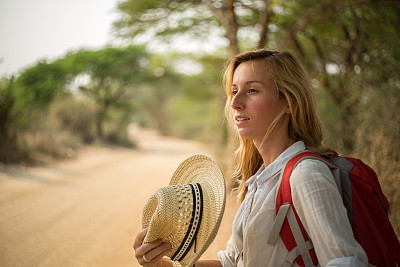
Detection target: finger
<box><xmin>143</xmin><ymin>242</ymin><xmax>171</xmax><ymax>262</ymax></box>
<box><xmin>133</xmin><ymin>228</ymin><xmax>148</xmax><ymax>250</ymax></box>
<box><xmin>150</xmin><ymin>244</ymin><xmax>172</xmax><ymax>262</ymax></box>
<box><xmin>138</xmin><ymin>242</ymin><xmax>171</xmax><ymax>266</ymax></box>
<box><xmin>135</xmin><ymin>239</ymin><xmax>164</xmax><ymax>259</ymax></box>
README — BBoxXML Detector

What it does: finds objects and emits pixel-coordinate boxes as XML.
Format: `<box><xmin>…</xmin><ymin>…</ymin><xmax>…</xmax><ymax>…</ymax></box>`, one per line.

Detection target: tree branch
<box><xmin>278</xmin><ymin>0</ymin><xmax>339</xmax><ymax>50</ymax></box>
<box><xmin>277</xmin><ymin>0</ymin><xmax>392</xmax><ymax>50</ymax></box>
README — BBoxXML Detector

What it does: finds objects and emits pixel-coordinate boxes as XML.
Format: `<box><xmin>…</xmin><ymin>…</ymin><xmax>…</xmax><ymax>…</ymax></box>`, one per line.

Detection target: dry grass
<box><xmin>354</xmin><ymin>129</ymin><xmax>400</xmax><ymax>239</ymax></box>
<box><xmin>22</xmin><ymin>128</ymin><xmax>80</xmax><ymax>159</ymax></box>
<box><xmin>20</xmin><ymin>98</ymin><xmax>96</xmax><ymax>160</ymax></box>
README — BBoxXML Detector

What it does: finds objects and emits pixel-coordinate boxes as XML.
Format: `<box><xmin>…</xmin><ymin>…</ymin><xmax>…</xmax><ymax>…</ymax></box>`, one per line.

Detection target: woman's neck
<box><xmin>254</xmin><ymin>135</ymin><xmax>295</xmax><ymax>167</ymax></box>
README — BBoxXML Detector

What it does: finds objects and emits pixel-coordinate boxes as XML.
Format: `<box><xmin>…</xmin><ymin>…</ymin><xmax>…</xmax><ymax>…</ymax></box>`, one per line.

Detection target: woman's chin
<box><xmin>237</xmin><ymin>129</ymin><xmax>267</xmax><ymax>143</ymax></box>
<box><xmin>237</xmin><ymin>129</ymin><xmax>255</xmax><ymax>140</ymax></box>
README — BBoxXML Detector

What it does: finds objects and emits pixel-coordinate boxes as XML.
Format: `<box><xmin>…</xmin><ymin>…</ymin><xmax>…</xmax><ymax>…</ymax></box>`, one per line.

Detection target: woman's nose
<box><xmin>231</xmin><ymin>93</ymin><xmax>244</xmax><ymax>110</ymax></box>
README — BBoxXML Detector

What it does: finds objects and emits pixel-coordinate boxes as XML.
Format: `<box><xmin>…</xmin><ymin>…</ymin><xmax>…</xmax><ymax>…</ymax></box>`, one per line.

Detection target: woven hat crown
<box><xmin>142</xmin><ymin>155</ymin><xmax>226</xmax><ymax>267</ymax></box>
<box><xmin>142</xmin><ymin>184</ymin><xmax>201</xmax><ymax>252</ymax></box>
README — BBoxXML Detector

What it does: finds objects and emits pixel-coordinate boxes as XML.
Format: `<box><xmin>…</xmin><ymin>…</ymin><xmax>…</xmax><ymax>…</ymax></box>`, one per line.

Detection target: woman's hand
<box><xmin>133</xmin><ymin>228</ymin><xmax>172</xmax><ymax>266</ymax></box>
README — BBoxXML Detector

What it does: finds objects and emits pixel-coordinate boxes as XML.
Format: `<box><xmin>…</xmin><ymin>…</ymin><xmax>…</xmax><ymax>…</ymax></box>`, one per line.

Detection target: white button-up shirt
<box><xmin>218</xmin><ymin>141</ymin><xmax>368</xmax><ymax>266</ymax></box>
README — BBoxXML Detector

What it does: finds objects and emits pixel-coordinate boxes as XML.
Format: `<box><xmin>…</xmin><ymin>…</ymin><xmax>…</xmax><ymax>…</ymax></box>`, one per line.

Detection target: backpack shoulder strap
<box><xmin>274</xmin><ymin>151</ymin><xmax>340</xmax><ymax>201</ymax></box>
<box><xmin>268</xmin><ymin>151</ymin><xmax>338</xmax><ymax>267</ymax></box>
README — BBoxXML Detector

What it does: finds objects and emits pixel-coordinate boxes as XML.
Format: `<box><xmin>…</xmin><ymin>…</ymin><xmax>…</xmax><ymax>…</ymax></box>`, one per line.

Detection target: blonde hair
<box><xmin>224</xmin><ymin>49</ymin><xmax>328</xmax><ymax>202</ymax></box>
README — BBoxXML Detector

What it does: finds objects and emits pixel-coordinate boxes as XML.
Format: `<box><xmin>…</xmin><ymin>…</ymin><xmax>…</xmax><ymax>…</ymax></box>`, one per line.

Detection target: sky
<box><xmin>0</xmin><ymin>0</ymin><xmax>120</xmax><ymax>76</ymax></box>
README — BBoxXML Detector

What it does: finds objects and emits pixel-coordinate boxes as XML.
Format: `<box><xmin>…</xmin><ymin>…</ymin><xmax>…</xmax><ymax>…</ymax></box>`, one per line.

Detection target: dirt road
<box><xmin>0</xmin><ymin>128</ymin><xmax>238</xmax><ymax>267</ymax></box>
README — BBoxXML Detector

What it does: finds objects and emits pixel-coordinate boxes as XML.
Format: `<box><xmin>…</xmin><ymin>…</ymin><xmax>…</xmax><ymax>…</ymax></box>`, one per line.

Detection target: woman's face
<box><xmin>230</xmin><ymin>60</ymin><xmax>288</xmax><ymax>143</ymax></box>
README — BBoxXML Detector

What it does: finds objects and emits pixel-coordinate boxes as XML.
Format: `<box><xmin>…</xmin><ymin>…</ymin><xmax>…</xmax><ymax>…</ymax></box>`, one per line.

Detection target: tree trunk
<box><xmin>96</xmin><ymin>105</ymin><xmax>107</xmax><ymax>140</ymax></box>
<box><xmin>223</xmin><ymin>0</ymin><xmax>240</xmax><ymax>57</ymax></box>
<box><xmin>209</xmin><ymin>0</ymin><xmax>240</xmax><ymax>57</ymax></box>
<box><xmin>257</xmin><ymin>0</ymin><xmax>272</xmax><ymax>49</ymax></box>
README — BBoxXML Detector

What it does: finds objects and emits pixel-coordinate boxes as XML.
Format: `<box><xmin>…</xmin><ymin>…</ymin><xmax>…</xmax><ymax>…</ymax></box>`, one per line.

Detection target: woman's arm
<box><xmin>291</xmin><ymin>160</ymin><xmax>368</xmax><ymax>266</ymax></box>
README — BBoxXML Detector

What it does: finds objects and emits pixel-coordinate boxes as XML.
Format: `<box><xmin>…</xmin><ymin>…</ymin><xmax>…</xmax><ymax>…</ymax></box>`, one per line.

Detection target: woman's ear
<box><xmin>285</xmin><ymin>104</ymin><xmax>291</xmax><ymax>114</ymax></box>
<box><xmin>285</xmin><ymin>97</ymin><xmax>296</xmax><ymax>114</ymax></box>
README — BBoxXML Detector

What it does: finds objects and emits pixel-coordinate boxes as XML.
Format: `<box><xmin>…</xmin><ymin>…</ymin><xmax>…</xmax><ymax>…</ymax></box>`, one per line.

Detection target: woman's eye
<box><xmin>232</xmin><ymin>89</ymin><xmax>238</xmax><ymax>95</ymax></box>
<box><xmin>248</xmin><ymin>88</ymin><xmax>257</xmax><ymax>93</ymax></box>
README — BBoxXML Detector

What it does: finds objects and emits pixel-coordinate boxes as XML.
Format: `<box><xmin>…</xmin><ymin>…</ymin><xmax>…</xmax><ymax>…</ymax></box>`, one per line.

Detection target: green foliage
<box><xmin>167</xmin><ymin>94</ymin><xmax>221</xmax><ymax>141</ymax></box>
<box><xmin>128</xmin><ymin>52</ymin><xmax>226</xmax><ymax>142</ymax></box>
<box><xmin>58</xmin><ymin>46</ymin><xmax>151</xmax><ymax>139</ymax></box>
<box><xmin>314</xmin><ymin>87</ymin><xmax>340</xmax><ymax>150</ymax></box>
<box><xmin>0</xmin><ymin>76</ymin><xmax>30</xmax><ymax>163</ymax></box>
<box><xmin>114</xmin><ymin>0</ymin><xmax>223</xmax><ymax>52</ymax></box>
<box><xmin>1</xmin><ymin>45</ymin><xmax>156</xmax><ymax>162</ymax></box>
<box><xmin>180</xmin><ymin>55</ymin><xmax>224</xmax><ymax>100</ymax></box>
<box><xmin>9</xmin><ymin>60</ymin><xmax>72</xmax><ymax>136</ymax></box>
<box><xmin>65</xmin><ymin>46</ymin><xmax>150</xmax><ymax>82</ymax></box>
<box><xmin>275</xmin><ymin>1</ymin><xmax>400</xmax><ymax>152</ymax></box>
<box><xmin>15</xmin><ymin>60</ymin><xmax>67</xmax><ymax>107</ymax></box>
<box><xmin>113</xmin><ymin>0</ymin><xmax>400</xmax><ymax>147</ymax></box>
<box><xmin>115</xmin><ymin>0</ymin><xmax>213</xmax><ymax>35</ymax></box>
<box><xmin>0</xmin><ymin>76</ymin><xmax>16</xmax><ymax>138</ymax></box>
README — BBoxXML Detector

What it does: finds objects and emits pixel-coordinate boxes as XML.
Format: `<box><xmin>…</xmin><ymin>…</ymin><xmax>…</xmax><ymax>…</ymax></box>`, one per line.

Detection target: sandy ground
<box><xmin>0</xmin><ymin>128</ymin><xmax>239</xmax><ymax>267</ymax></box>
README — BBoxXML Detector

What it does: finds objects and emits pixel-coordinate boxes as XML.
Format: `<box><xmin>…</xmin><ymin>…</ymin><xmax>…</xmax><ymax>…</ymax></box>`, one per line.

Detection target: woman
<box><xmin>133</xmin><ymin>50</ymin><xmax>368</xmax><ymax>266</ymax></box>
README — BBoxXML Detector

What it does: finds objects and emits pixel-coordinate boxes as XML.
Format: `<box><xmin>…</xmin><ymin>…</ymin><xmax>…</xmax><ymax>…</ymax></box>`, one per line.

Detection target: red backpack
<box><xmin>267</xmin><ymin>151</ymin><xmax>400</xmax><ymax>267</ymax></box>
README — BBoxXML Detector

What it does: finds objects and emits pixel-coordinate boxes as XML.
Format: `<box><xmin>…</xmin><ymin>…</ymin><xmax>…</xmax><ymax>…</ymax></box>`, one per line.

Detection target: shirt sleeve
<box><xmin>290</xmin><ymin>159</ymin><xmax>368</xmax><ymax>267</ymax></box>
<box><xmin>217</xmin><ymin>235</ymin><xmax>236</xmax><ymax>267</ymax></box>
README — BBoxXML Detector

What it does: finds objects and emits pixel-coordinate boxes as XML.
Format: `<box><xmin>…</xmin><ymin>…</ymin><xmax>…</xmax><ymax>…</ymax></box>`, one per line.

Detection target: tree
<box><xmin>0</xmin><ymin>77</ymin><xmax>15</xmax><ymax>138</ymax></box>
<box><xmin>15</xmin><ymin>60</ymin><xmax>68</xmax><ymax>108</ymax></box>
<box><xmin>0</xmin><ymin>76</ymin><xmax>16</xmax><ymax>141</ymax></box>
<box><xmin>113</xmin><ymin>0</ymin><xmax>274</xmax><ymax>57</ymax></box>
<box><xmin>114</xmin><ymin>0</ymin><xmax>400</xmax><ymax>235</ymax></box>
<box><xmin>62</xmin><ymin>46</ymin><xmax>151</xmax><ymax>139</ymax></box>
<box><xmin>114</xmin><ymin>0</ymin><xmax>400</xmax><ymax>151</ymax></box>
<box><xmin>0</xmin><ymin>76</ymin><xmax>29</xmax><ymax>162</ymax></box>
<box><xmin>8</xmin><ymin>59</ymin><xmax>71</xmax><ymax>141</ymax></box>
<box><xmin>286</xmin><ymin>2</ymin><xmax>400</xmax><ymax>150</ymax></box>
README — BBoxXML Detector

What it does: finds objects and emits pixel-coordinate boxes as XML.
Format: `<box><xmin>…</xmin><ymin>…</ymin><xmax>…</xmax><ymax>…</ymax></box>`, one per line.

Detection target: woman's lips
<box><xmin>235</xmin><ymin>116</ymin><xmax>250</xmax><ymax>125</ymax></box>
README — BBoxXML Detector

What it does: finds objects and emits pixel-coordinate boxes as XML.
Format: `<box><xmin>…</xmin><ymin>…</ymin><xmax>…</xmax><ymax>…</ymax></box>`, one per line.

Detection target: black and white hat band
<box><xmin>172</xmin><ymin>183</ymin><xmax>203</xmax><ymax>261</ymax></box>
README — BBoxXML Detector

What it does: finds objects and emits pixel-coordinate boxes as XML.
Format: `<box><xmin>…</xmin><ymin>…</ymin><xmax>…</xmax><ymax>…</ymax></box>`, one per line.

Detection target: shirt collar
<box><xmin>245</xmin><ymin>141</ymin><xmax>306</xmax><ymax>188</ymax></box>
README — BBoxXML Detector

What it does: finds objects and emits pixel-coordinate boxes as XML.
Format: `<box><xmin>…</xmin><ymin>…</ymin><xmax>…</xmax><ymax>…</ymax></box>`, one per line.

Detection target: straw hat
<box><xmin>142</xmin><ymin>154</ymin><xmax>226</xmax><ymax>267</ymax></box>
